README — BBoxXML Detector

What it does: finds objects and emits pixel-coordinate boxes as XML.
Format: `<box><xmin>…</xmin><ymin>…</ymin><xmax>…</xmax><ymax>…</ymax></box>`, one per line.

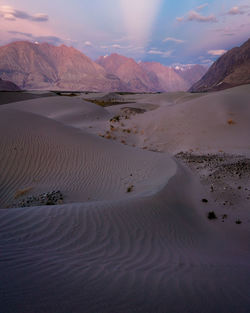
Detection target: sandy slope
<box><xmin>103</xmin><ymin>85</ymin><xmax>250</xmax><ymax>155</ymax></box>
<box><xmin>0</xmin><ymin>164</ymin><xmax>249</xmax><ymax>313</ymax></box>
<box><xmin>5</xmin><ymin>96</ymin><xmax>110</xmax><ymax>126</ymax></box>
<box><xmin>0</xmin><ymin>88</ymin><xmax>250</xmax><ymax>313</ymax></box>
<box><xmin>0</xmin><ymin>91</ymin><xmax>55</xmax><ymax>105</ymax></box>
<box><xmin>0</xmin><ymin>108</ymin><xmax>175</xmax><ymax>207</ymax></box>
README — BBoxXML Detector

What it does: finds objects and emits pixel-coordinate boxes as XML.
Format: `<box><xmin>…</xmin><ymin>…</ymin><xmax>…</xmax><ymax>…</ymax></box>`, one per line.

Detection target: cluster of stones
<box><xmin>12</xmin><ymin>190</ymin><xmax>63</xmax><ymax>208</ymax></box>
<box><xmin>176</xmin><ymin>152</ymin><xmax>250</xmax><ymax>224</ymax></box>
<box><xmin>218</xmin><ymin>159</ymin><xmax>250</xmax><ymax>178</ymax></box>
<box><xmin>176</xmin><ymin>153</ymin><xmax>250</xmax><ymax>179</ymax></box>
<box><xmin>176</xmin><ymin>152</ymin><xmax>227</xmax><ymax>168</ymax></box>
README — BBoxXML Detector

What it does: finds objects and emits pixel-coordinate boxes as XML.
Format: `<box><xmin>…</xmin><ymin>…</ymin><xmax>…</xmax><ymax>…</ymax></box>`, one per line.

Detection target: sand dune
<box><xmin>0</xmin><ymin>107</ymin><xmax>175</xmax><ymax>208</ymax></box>
<box><xmin>5</xmin><ymin>96</ymin><xmax>110</xmax><ymax>126</ymax></box>
<box><xmin>106</xmin><ymin>85</ymin><xmax>250</xmax><ymax>154</ymax></box>
<box><xmin>1</xmin><ymin>163</ymin><xmax>249</xmax><ymax>313</ymax></box>
<box><xmin>0</xmin><ymin>91</ymin><xmax>55</xmax><ymax>105</ymax></box>
<box><xmin>0</xmin><ymin>87</ymin><xmax>250</xmax><ymax>313</ymax></box>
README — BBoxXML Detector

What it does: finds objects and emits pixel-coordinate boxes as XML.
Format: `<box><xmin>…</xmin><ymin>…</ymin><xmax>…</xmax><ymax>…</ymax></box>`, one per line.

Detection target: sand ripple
<box><xmin>0</xmin><ymin>94</ymin><xmax>250</xmax><ymax>312</ymax></box>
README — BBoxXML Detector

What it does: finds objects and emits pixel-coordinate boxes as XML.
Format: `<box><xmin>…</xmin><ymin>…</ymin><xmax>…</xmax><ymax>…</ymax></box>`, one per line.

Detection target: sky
<box><xmin>0</xmin><ymin>0</ymin><xmax>250</xmax><ymax>66</ymax></box>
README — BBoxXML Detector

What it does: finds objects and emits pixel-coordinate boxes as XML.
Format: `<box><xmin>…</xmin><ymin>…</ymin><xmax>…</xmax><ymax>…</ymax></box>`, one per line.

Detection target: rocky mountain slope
<box><xmin>0</xmin><ymin>41</ymin><xmax>125</xmax><ymax>91</ymax></box>
<box><xmin>174</xmin><ymin>64</ymin><xmax>207</xmax><ymax>87</ymax></box>
<box><xmin>190</xmin><ymin>38</ymin><xmax>250</xmax><ymax>92</ymax></box>
<box><xmin>0</xmin><ymin>41</ymin><xmax>206</xmax><ymax>92</ymax></box>
<box><xmin>96</xmin><ymin>54</ymin><xmax>160</xmax><ymax>92</ymax></box>
<box><xmin>139</xmin><ymin>62</ymin><xmax>189</xmax><ymax>92</ymax></box>
<box><xmin>97</xmin><ymin>54</ymin><xmax>206</xmax><ymax>92</ymax></box>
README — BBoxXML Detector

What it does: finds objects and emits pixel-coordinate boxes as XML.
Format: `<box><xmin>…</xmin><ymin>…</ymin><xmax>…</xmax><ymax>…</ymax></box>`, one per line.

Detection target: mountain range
<box><xmin>0</xmin><ymin>41</ymin><xmax>206</xmax><ymax>92</ymax></box>
<box><xmin>190</xmin><ymin>38</ymin><xmax>250</xmax><ymax>92</ymax></box>
<box><xmin>96</xmin><ymin>54</ymin><xmax>207</xmax><ymax>92</ymax></box>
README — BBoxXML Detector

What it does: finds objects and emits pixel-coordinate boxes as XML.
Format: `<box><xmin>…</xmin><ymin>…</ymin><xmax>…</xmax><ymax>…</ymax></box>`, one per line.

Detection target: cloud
<box><xmin>213</xmin><ymin>22</ymin><xmax>250</xmax><ymax>39</ymax></box>
<box><xmin>227</xmin><ymin>6</ymin><xmax>250</xmax><ymax>15</ymax></box>
<box><xmin>208</xmin><ymin>49</ymin><xmax>227</xmax><ymax>56</ymax></box>
<box><xmin>8</xmin><ymin>30</ymin><xmax>32</xmax><ymax>37</ymax></box>
<box><xmin>112</xmin><ymin>44</ymin><xmax>122</xmax><ymax>49</ymax></box>
<box><xmin>213</xmin><ymin>27</ymin><xmax>235</xmax><ymax>37</ymax></box>
<box><xmin>34</xmin><ymin>35</ymin><xmax>63</xmax><ymax>44</ymax></box>
<box><xmin>223</xmin><ymin>33</ymin><xmax>235</xmax><ymax>37</ymax></box>
<box><xmin>201</xmin><ymin>59</ymin><xmax>213</xmax><ymax>65</ymax></box>
<box><xmin>187</xmin><ymin>10</ymin><xmax>217</xmax><ymax>22</ymax></box>
<box><xmin>148</xmin><ymin>49</ymin><xmax>172</xmax><ymax>58</ymax></box>
<box><xmin>0</xmin><ymin>5</ymin><xmax>48</xmax><ymax>22</ymax></box>
<box><xmin>198</xmin><ymin>56</ymin><xmax>213</xmax><ymax>65</ymax></box>
<box><xmin>177</xmin><ymin>9</ymin><xmax>217</xmax><ymax>23</ymax></box>
<box><xmin>120</xmin><ymin>0</ymin><xmax>163</xmax><ymax>46</ymax></box>
<box><xmin>31</xmin><ymin>13</ymin><xmax>48</xmax><ymax>22</ymax></box>
<box><xmin>8</xmin><ymin>31</ymin><xmax>63</xmax><ymax>45</ymax></box>
<box><xmin>84</xmin><ymin>41</ymin><xmax>92</xmax><ymax>47</ymax></box>
<box><xmin>99</xmin><ymin>43</ymin><xmax>131</xmax><ymax>50</ymax></box>
<box><xmin>176</xmin><ymin>16</ymin><xmax>185</xmax><ymax>22</ymax></box>
<box><xmin>163</xmin><ymin>37</ymin><xmax>185</xmax><ymax>43</ymax></box>
<box><xmin>196</xmin><ymin>3</ymin><xmax>209</xmax><ymax>11</ymax></box>
<box><xmin>228</xmin><ymin>6</ymin><xmax>244</xmax><ymax>15</ymax></box>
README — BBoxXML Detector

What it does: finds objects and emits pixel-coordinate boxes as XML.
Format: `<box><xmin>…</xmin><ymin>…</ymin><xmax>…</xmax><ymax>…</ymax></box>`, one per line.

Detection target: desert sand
<box><xmin>0</xmin><ymin>85</ymin><xmax>250</xmax><ymax>313</ymax></box>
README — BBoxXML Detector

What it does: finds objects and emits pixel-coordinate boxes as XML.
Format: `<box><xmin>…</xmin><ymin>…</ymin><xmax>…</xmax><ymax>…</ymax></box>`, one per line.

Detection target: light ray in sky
<box><xmin>120</xmin><ymin>0</ymin><xmax>163</xmax><ymax>46</ymax></box>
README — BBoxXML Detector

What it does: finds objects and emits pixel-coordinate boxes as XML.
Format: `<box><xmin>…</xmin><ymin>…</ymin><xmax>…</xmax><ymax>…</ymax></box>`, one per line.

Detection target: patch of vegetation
<box><xmin>207</xmin><ymin>211</ymin><xmax>217</xmax><ymax>219</ymax></box>
<box><xmin>202</xmin><ymin>198</ymin><xmax>208</xmax><ymax>203</ymax></box>
<box><xmin>54</xmin><ymin>92</ymin><xmax>78</xmax><ymax>97</ymax></box>
<box><xmin>84</xmin><ymin>99</ymin><xmax>134</xmax><ymax>107</ymax></box>
<box><xmin>227</xmin><ymin>119</ymin><xmax>236</xmax><ymax>125</ymax></box>
<box><xmin>122</xmin><ymin>128</ymin><xmax>131</xmax><ymax>133</ymax></box>
<box><xmin>116</xmin><ymin>92</ymin><xmax>137</xmax><ymax>95</ymax></box>
<box><xmin>121</xmin><ymin>107</ymin><xmax>146</xmax><ymax>115</ymax></box>
<box><xmin>110</xmin><ymin>115</ymin><xmax>121</xmax><ymax>122</ymax></box>
<box><xmin>127</xmin><ymin>185</ymin><xmax>134</xmax><ymax>193</ymax></box>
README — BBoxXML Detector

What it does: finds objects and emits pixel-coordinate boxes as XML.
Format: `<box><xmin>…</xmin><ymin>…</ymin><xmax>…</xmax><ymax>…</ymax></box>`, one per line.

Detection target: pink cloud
<box><xmin>0</xmin><ymin>5</ymin><xmax>48</xmax><ymax>22</ymax></box>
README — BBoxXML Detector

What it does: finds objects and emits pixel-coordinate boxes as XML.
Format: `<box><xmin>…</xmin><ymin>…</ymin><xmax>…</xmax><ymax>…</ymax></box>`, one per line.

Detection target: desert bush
<box><xmin>127</xmin><ymin>185</ymin><xmax>134</xmax><ymax>193</ymax></box>
<box><xmin>207</xmin><ymin>211</ymin><xmax>217</xmax><ymax>219</ymax></box>
<box><xmin>110</xmin><ymin>115</ymin><xmax>121</xmax><ymax>122</ymax></box>
<box><xmin>227</xmin><ymin>119</ymin><xmax>236</xmax><ymax>125</ymax></box>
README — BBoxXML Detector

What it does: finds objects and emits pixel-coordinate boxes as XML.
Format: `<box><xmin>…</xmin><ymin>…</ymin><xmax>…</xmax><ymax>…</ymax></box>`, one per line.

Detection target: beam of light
<box><xmin>119</xmin><ymin>0</ymin><xmax>162</xmax><ymax>47</ymax></box>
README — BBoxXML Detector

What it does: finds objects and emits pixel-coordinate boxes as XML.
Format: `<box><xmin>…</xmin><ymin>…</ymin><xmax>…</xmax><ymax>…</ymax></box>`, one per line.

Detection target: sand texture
<box><xmin>0</xmin><ymin>86</ymin><xmax>250</xmax><ymax>313</ymax></box>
